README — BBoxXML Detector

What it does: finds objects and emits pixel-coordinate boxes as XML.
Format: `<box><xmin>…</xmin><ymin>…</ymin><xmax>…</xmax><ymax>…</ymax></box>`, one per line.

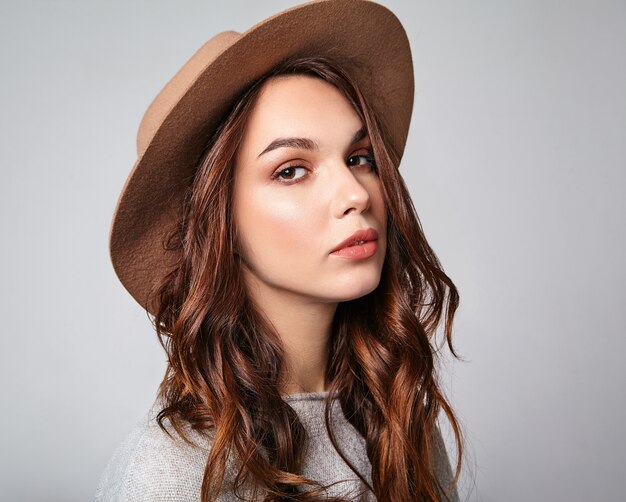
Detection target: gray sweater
<box><xmin>95</xmin><ymin>391</ymin><xmax>458</xmax><ymax>501</ymax></box>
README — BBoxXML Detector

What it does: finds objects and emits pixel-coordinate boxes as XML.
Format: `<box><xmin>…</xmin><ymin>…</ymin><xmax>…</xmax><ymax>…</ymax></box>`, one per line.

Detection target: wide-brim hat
<box><xmin>110</xmin><ymin>0</ymin><xmax>414</xmax><ymax>315</ymax></box>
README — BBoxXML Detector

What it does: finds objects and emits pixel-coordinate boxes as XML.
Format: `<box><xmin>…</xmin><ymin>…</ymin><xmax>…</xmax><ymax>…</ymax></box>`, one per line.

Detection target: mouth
<box><xmin>330</xmin><ymin>228</ymin><xmax>379</xmax><ymax>259</ymax></box>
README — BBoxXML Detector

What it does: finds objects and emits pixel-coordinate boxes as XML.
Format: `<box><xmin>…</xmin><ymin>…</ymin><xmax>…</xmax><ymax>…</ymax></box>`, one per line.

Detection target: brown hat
<box><xmin>110</xmin><ymin>0</ymin><xmax>414</xmax><ymax>314</ymax></box>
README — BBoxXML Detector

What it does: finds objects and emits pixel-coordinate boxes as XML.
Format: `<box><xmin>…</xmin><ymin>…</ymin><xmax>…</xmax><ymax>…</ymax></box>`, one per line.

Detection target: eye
<box><xmin>347</xmin><ymin>152</ymin><xmax>376</xmax><ymax>172</ymax></box>
<box><xmin>273</xmin><ymin>165</ymin><xmax>308</xmax><ymax>182</ymax></box>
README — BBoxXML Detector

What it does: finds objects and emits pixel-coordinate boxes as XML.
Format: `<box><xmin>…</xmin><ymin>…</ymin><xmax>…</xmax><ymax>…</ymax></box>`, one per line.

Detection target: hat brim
<box><xmin>110</xmin><ymin>0</ymin><xmax>414</xmax><ymax>314</ymax></box>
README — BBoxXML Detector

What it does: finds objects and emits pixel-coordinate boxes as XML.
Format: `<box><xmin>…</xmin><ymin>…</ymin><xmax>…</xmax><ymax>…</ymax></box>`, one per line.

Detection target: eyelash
<box><xmin>348</xmin><ymin>153</ymin><xmax>377</xmax><ymax>171</ymax></box>
<box><xmin>271</xmin><ymin>153</ymin><xmax>377</xmax><ymax>184</ymax></box>
<box><xmin>271</xmin><ymin>164</ymin><xmax>308</xmax><ymax>183</ymax></box>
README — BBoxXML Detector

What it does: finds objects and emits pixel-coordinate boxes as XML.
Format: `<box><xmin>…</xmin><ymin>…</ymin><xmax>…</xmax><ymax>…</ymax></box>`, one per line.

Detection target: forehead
<box><xmin>241</xmin><ymin>74</ymin><xmax>363</xmax><ymax>147</ymax></box>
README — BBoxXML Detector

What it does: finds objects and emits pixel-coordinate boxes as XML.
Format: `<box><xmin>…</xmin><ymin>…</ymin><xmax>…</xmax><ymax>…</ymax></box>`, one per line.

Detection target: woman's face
<box><xmin>233</xmin><ymin>75</ymin><xmax>387</xmax><ymax>306</ymax></box>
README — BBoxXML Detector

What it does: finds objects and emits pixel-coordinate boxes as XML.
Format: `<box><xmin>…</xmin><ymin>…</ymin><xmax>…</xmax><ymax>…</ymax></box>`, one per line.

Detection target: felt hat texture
<box><xmin>110</xmin><ymin>0</ymin><xmax>414</xmax><ymax>314</ymax></box>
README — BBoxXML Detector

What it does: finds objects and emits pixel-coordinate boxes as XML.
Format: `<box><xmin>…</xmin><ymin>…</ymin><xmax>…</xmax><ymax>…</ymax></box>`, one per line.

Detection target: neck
<box><xmin>243</xmin><ymin>269</ymin><xmax>336</xmax><ymax>395</ymax></box>
<box><xmin>276</xmin><ymin>303</ymin><xmax>335</xmax><ymax>395</ymax></box>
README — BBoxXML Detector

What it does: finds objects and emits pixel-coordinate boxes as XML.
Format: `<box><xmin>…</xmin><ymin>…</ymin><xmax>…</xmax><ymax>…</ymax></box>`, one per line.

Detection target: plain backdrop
<box><xmin>1</xmin><ymin>1</ymin><xmax>624</xmax><ymax>501</ymax></box>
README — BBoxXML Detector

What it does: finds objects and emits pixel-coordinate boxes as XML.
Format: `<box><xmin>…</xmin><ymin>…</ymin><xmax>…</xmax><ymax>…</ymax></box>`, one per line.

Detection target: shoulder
<box><xmin>431</xmin><ymin>423</ymin><xmax>460</xmax><ymax>502</ymax></box>
<box><xmin>95</xmin><ymin>413</ymin><xmax>211</xmax><ymax>502</ymax></box>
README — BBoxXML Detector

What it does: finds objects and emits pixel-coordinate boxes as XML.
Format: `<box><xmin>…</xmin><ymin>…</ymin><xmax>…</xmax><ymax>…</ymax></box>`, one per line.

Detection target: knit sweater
<box><xmin>95</xmin><ymin>391</ymin><xmax>458</xmax><ymax>501</ymax></box>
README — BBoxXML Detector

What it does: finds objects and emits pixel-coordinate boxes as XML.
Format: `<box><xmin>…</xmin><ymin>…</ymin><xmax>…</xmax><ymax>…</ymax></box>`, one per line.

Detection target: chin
<box><xmin>329</xmin><ymin>274</ymin><xmax>382</xmax><ymax>302</ymax></box>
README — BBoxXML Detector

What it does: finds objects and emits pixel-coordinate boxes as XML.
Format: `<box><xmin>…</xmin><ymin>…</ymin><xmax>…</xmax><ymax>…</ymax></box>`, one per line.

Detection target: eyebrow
<box><xmin>350</xmin><ymin>125</ymin><xmax>368</xmax><ymax>145</ymax></box>
<box><xmin>257</xmin><ymin>125</ymin><xmax>368</xmax><ymax>158</ymax></box>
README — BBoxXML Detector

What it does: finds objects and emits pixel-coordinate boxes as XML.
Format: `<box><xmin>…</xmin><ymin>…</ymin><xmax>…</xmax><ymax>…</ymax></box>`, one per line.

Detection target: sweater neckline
<box><xmin>282</xmin><ymin>390</ymin><xmax>338</xmax><ymax>402</ymax></box>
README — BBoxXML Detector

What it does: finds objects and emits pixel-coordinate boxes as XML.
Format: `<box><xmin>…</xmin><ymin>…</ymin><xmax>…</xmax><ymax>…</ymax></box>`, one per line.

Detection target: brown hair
<box><xmin>154</xmin><ymin>56</ymin><xmax>462</xmax><ymax>501</ymax></box>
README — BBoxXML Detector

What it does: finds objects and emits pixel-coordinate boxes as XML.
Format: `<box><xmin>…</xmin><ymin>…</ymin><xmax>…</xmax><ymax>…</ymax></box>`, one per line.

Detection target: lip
<box><xmin>330</xmin><ymin>228</ymin><xmax>379</xmax><ymax>259</ymax></box>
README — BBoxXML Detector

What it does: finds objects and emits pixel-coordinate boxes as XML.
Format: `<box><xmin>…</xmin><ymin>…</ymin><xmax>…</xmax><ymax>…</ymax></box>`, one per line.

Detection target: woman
<box><xmin>97</xmin><ymin>1</ymin><xmax>463</xmax><ymax>501</ymax></box>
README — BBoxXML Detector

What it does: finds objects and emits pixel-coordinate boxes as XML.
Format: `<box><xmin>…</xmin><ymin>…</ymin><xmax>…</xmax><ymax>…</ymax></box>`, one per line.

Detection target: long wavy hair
<box><xmin>153</xmin><ymin>56</ymin><xmax>462</xmax><ymax>501</ymax></box>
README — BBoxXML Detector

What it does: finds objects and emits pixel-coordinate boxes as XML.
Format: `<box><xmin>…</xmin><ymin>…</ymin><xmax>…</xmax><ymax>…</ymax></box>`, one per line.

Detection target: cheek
<box><xmin>235</xmin><ymin>187</ymin><xmax>324</xmax><ymax>260</ymax></box>
<box><xmin>369</xmin><ymin>178</ymin><xmax>387</xmax><ymax>225</ymax></box>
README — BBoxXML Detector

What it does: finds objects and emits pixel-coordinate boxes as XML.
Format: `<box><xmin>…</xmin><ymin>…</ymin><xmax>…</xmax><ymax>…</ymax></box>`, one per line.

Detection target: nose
<box><xmin>330</xmin><ymin>162</ymin><xmax>372</xmax><ymax>218</ymax></box>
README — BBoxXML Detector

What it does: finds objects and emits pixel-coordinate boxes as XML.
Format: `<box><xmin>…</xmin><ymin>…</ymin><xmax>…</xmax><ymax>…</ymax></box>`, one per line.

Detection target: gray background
<box><xmin>1</xmin><ymin>1</ymin><xmax>624</xmax><ymax>501</ymax></box>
